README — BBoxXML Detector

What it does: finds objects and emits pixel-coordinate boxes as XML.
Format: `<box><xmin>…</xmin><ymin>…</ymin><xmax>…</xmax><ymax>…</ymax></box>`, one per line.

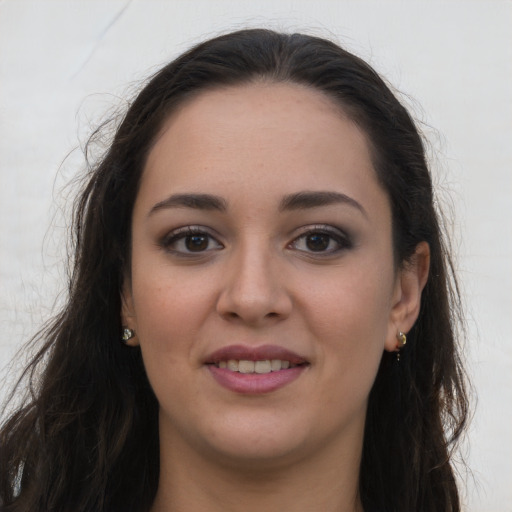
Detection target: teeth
<box><xmin>238</xmin><ymin>360</ymin><xmax>255</xmax><ymax>373</ymax></box>
<box><xmin>255</xmin><ymin>360</ymin><xmax>271</xmax><ymax>373</ymax></box>
<box><xmin>215</xmin><ymin>359</ymin><xmax>296</xmax><ymax>373</ymax></box>
<box><xmin>227</xmin><ymin>359</ymin><xmax>238</xmax><ymax>371</ymax></box>
<box><xmin>270</xmin><ymin>359</ymin><xmax>282</xmax><ymax>371</ymax></box>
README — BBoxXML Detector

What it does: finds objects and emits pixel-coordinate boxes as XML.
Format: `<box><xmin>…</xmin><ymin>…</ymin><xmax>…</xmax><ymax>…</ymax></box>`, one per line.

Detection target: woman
<box><xmin>0</xmin><ymin>29</ymin><xmax>468</xmax><ymax>511</ymax></box>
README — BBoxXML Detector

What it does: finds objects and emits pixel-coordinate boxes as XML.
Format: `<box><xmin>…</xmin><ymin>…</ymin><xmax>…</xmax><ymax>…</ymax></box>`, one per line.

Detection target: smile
<box><xmin>214</xmin><ymin>359</ymin><xmax>298</xmax><ymax>373</ymax></box>
<box><xmin>204</xmin><ymin>345</ymin><xmax>309</xmax><ymax>394</ymax></box>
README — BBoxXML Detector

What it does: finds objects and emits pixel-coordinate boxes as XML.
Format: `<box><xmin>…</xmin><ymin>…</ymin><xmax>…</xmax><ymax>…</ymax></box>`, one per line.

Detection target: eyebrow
<box><xmin>279</xmin><ymin>191</ymin><xmax>368</xmax><ymax>218</ymax></box>
<box><xmin>148</xmin><ymin>193</ymin><xmax>227</xmax><ymax>216</ymax></box>
<box><xmin>148</xmin><ymin>190</ymin><xmax>367</xmax><ymax>218</ymax></box>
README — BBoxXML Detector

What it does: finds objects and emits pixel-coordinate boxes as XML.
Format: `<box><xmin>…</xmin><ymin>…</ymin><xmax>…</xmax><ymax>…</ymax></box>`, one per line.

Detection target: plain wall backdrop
<box><xmin>1</xmin><ymin>1</ymin><xmax>511</xmax><ymax>510</ymax></box>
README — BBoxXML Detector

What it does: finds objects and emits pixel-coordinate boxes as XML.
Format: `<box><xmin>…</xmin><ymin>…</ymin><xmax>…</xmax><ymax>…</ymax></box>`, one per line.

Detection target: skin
<box><xmin>122</xmin><ymin>82</ymin><xmax>429</xmax><ymax>512</ymax></box>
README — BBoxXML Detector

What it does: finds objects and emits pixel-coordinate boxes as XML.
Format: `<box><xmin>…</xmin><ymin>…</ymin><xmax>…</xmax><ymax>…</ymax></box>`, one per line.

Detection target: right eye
<box><xmin>160</xmin><ymin>226</ymin><xmax>223</xmax><ymax>255</ymax></box>
<box><xmin>287</xmin><ymin>224</ymin><xmax>353</xmax><ymax>257</ymax></box>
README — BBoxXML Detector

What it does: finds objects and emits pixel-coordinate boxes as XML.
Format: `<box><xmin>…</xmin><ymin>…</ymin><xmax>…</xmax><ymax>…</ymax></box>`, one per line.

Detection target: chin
<box><xmin>171</xmin><ymin>408</ymin><xmax>313</xmax><ymax>469</ymax></box>
<box><xmin>205</xmin><ymin>436</ymin><xmax>308</xmax><ymax>471</ymax></box>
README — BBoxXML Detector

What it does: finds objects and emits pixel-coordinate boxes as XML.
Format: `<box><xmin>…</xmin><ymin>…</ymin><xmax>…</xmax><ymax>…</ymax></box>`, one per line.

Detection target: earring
<box><xmin>395</xmin><ymin>331</ymin><xmax>407</xmax><ymax>361</ymax></box>
<box><xmin>121</xmin><ymin>327</ymin><xmax>136</xmax><ymax>344</ymax></box>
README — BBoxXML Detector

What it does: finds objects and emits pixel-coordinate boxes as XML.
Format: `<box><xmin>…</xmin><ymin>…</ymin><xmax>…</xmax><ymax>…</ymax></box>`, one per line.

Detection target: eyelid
<box><xmin>159</xmin><ymin>225</ymin><xmax>223</xmax><ymax>255</ymax></box>
<box><xmin>288</xmin><ymin>224</ymin><xmax>353</xmax><ymax>254</ymax></box>
<box><xmin>158</xmin><ymin>223</ymin><xmax>352</xmax><ymax>257</ymax></box>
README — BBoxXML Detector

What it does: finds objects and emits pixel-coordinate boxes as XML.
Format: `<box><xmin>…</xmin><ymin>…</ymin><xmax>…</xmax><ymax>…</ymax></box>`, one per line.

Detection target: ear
<box><xmin>121</xmin><ymin>277</ymin><xmax>139</xmax><ymax>346</ymax></box>
<box><xmin>385</xmin><ymin>241</ymin><xmax>430</xmax><ymax>352</ymax></box>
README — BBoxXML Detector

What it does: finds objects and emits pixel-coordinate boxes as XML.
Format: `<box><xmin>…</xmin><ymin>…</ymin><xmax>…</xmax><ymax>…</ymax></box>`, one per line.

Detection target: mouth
<box><xmin>211</xmin><ymin>359</ymin><xmax>301</xmax><ymax>373</ymax></box>
<box><xmin>204</xmin><ymin>345</ymin><xmax>309</xmax><ymax>394</ymax></box>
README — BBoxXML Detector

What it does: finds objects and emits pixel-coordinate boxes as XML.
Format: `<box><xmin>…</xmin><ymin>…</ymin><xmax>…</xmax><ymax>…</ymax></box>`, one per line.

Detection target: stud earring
<box><xmin>395</xmin><ymin>331</ymin><xmax>407</xmax><ymax>361</ymax></box>
<box><xmin>397</xmin><ymin>331</ymin><xmax>407</xmax><ymax>349</ymax></box>
<box><xmin>121</xmin><ymin>327</ymin><xmax>136</xmax><ymax>344</ymax></box>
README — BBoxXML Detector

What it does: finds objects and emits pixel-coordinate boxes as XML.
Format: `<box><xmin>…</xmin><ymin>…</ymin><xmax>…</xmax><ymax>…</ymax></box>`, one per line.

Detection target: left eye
<box><xmin>290</xmin><ymin>228</ymin><xmax>350</xmax><ymax>254</ymax></box>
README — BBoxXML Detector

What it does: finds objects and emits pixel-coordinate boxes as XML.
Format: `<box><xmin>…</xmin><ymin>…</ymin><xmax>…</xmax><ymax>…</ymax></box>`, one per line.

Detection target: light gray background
<box><xmin>1</xmin><ymin>1</ymin><xmax>511</xmax><ymax>510</ymax></box>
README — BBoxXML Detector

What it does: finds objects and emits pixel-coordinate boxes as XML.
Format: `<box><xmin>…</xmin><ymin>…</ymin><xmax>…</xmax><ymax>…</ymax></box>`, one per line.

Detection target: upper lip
<box><xmin>204</xmin><ymin>344</ymin><xmax>308</xmax><ymax>365</ymax></box>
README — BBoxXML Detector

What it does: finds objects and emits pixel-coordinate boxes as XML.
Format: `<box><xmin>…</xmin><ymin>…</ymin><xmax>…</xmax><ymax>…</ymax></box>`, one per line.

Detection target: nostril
<box><xmin>221</xmin><ymin>309</ymin><xmax>281</xmax><ymax>324</ymax></box>
<box><xmin>216</xmin><ymin>277</ymin><xmax>293</xmax><ymax>325</ymax></box>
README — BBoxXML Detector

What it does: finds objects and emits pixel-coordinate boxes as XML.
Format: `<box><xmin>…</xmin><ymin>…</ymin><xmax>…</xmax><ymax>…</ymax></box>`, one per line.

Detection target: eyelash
<box><xmin>288</xmin><ymin>225</ymin><xmax>352</xmax><ymax>256</ymax></box>
<box><xmin>160</xmin><ymin>226</ymin><xmax>223</xmax><ymax>255</ymax></box>
<box><xmin>159</xmin><ymin>224</ymin><xmax>352</xmax><ymax>257</ymax></box>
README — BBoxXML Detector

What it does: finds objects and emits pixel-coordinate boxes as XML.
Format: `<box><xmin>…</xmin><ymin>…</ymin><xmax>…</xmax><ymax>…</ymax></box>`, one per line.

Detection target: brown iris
<box><xmin>305</xmin><ymin>233</ymin><xmax>330</xmax><ymax>251</ymax></box>
<box><xmin>185</xmin><ymin>234</ymin><xmax>209</xmax><ymax>251</ymax></box>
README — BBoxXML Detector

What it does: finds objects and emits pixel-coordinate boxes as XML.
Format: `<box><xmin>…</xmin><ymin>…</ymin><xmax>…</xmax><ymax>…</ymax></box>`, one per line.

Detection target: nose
<box><xmin>216</xmin><ymin>241</ymin><xmax>292</xmax><ymax>327</ymax></box>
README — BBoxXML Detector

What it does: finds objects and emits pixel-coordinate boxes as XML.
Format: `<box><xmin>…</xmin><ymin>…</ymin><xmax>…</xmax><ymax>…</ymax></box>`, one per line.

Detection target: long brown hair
<box><xmin>0</xmin><ymin>29</ymin><xmax>469</xmax><ymax>511</ymax></box>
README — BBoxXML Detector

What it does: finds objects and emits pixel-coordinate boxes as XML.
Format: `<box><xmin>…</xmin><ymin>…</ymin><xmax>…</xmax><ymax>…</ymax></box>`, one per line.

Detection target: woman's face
<box><xmin>123</xmin><ymin>82</ymin><xmax>418</xmax><ymax>467</ymax></box>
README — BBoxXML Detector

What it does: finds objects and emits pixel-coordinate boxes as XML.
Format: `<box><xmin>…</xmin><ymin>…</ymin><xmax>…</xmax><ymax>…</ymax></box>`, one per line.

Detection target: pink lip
<box><xmin>204</xmin><ymin>345</ymin><xmax>309</xmax><ymax>395</ymax></box>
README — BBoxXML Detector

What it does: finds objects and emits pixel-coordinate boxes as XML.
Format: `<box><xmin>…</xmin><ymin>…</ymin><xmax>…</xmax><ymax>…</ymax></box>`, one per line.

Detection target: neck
<box><xmin>150</xmin><ymin>419</ymin><xmax>365</xmax><ymax>512</ymax></box>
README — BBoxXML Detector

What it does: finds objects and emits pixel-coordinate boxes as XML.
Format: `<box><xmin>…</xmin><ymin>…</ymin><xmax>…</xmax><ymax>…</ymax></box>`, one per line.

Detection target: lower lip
<box><xmin>207</xmin><ymin>365</ymin><xmax>307</xmax><ymax>394</ymax></box>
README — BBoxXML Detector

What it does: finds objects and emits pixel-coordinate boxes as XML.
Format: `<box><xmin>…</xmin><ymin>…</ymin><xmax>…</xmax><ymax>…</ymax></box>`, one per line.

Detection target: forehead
<box><xmin>164</xmin><ymin>80</ymin><xmax>347</xmax><ymax>133</ymax></box>
<box><xmin>139</xmin><ymin>82</ymin><xmax>385</xmax><ymax>216</ymax></box>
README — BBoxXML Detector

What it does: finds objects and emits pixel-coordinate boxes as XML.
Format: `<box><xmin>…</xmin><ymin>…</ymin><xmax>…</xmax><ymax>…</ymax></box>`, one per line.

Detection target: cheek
<box><xmin>130</xmin><ymin>271</ymin><xmax>206</xmax><ymax>411</ymax></box>
<box><xmin>305</xmin><ymin>260</ymin><xmax>394</xmax><ymax>336</ymax></box>
<box><xmin>300</xmin><ymin>261</ymin><xmax>394</xmax><ymax>387</ymax></box>
<box><xmin>130</xmin><ymin>261</ymin><xmax>214</xmax><ymax>361</ymax></box>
